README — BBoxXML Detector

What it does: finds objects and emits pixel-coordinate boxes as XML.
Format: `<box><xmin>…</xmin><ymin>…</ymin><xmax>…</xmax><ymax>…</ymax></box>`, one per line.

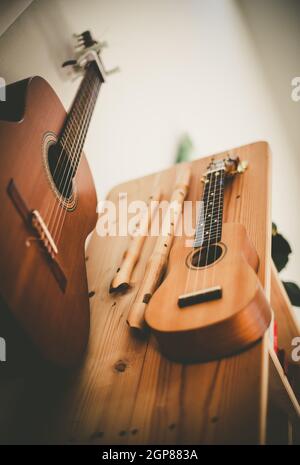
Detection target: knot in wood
<box><xmin>114</xmin><ymin>360</ymin><xmax>127</xmax><ymax>372</ymax></box>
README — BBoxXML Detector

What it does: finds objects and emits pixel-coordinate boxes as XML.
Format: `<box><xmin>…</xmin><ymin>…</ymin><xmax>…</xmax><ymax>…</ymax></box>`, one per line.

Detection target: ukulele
<box><xmin>145</xmin><ymin>156</ymin><xmax>271</xmax><ymax>362</ymax></box>
<box><xmin>0</xmin><ymin>31</ymin><xmax>110</xmax><ymax>365</ymax></box>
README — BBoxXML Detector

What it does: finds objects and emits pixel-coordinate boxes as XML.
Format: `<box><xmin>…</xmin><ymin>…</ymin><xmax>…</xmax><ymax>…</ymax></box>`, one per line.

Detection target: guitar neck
<box><xmin>193</xmin><ymin>169</ymin><xmax>225</xmax><ymax>248</ymax></box>
<box><xmin>59</xmin><ymin>61</ymin><xmax>103</xmax><ymax>173</ymax></box>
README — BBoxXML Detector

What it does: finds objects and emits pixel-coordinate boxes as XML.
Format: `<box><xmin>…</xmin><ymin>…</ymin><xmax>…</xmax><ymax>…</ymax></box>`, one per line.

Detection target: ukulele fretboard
<box><xmin>193</xmin><ymin>169</ymin><xmax>225</xmax><ymax>248</ymax></box>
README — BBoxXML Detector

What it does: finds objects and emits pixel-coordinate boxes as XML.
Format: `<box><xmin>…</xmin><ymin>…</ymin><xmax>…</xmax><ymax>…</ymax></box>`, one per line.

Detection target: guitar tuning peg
<box><xmin>105</xmin><ymin>66</ymin><xmax>121</xmax><ymax>76</ymax></box>
<box><xmin>99</xmin><ymin>41</ymin><xmax>108</xmax><ymax>49</ymax></box>
<box><xmin>62</xmin><ymin>59</ymin><xmax>77</xmax><ymax>68</ymax></box>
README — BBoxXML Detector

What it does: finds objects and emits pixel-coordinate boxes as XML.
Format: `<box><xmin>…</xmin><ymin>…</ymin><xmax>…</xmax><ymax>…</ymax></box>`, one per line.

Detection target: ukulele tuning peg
<box><xmin>226</xmin><ymin>153</ymin><xmax>238</xmax><ymax>162</ymax></box>
<box><xmin>237</xmin><ymin>160</ymin><xmax>249</xmax><ymax>173</ymax></box>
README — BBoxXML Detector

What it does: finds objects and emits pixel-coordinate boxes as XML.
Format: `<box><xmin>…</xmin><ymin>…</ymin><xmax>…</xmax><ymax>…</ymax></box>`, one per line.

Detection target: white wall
<box><xmin>239</xmin><ymin>0</ymin><xmax>300</xmax><ymax>284</ymax></box>
<box><xmin>0</xmin><ymin>0</ymin><xmax>33</xmax><ymax>36</ymax></box>
<box><xmin>0</xmin><ymin>0</ymin><xmax>299</xmax><ymax>286</ymax></box>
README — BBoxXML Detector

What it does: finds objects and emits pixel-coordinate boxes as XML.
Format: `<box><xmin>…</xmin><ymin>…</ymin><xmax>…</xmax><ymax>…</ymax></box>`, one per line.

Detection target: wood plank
<box><xmin>268</xmin><ymin>345</ymin><xmax>300</xmax><ymax>421</ymax></box>
<box><xmin>44</xmin><ymin>142</ymin><xmax>272</xmax><ymax>444</ymax></box>
<box><xmin>271</xmin><ymin>261</ymin><xmax>300</xmax><ymax>363</ymax></box>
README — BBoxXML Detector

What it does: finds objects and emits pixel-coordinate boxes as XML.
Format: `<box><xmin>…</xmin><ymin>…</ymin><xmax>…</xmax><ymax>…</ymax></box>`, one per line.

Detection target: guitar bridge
<box><xmin>178</xmin><ymin>285</ymin><xmax>222</xmax><ymax>308</ymax></box>
<box><xmin>7</xmin><ymin>179</ymin><xmax>67</xmax><ymax>292</ymax></box>
<box><xmin>31</xmin><ymin>209</ymin><xmax>58</xmax><ymax>258</ymax></box>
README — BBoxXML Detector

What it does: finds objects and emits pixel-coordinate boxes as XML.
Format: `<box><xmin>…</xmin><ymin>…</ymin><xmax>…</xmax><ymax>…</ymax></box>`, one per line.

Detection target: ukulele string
<box><xmin>200</xmin><ymin>167</ymin><xmax>218</xmax><ymax>294</ymax></box>
<box><xmin>184</xmin><ymin>164</ymin><xmax>213</xmax><ymax>296</ymax></box>
<box><xmin>192</xmin><ymin>167</ymin><xmax>215</xmax><ymax>293</ymax></box>
<box><xmin>52</xmin><ymin>72</ymin><xmax>100</xmax><ymax>243</ymax></box>
<box><xmin>48</xmin><ymin>68</ymin><xmax>97</xmax><ymax>240</ymax></box>
<box><xmin>44</xmin><ymin>63</ymin><xmax>95</xmax><ymax>232</ymax></box>
<box><xmin>210</xmin><ymin>168</ymin><xmax>224</xmax><ymax>289</ymax></box>
<box><xmin>53</xmin><ymin>77</ymin><xmax>101</xmax><ymax>244</ymax></box>
<box><xmin>182</xmin><ymin>164</ymin><xmax>202</xmax><ymax>296</ymax></box>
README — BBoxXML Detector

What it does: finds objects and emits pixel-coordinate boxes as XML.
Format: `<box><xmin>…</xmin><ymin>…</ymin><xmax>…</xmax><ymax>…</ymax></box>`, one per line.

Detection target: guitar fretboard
<box><xmin>193</xmin><ymin>169</ymin><xmax>225</xmax><ymax>248</ymax></box>
<box><xmin>59</xmin><ymin>61</ymin><xmax>103</xmax><ymax>175</ymax></box>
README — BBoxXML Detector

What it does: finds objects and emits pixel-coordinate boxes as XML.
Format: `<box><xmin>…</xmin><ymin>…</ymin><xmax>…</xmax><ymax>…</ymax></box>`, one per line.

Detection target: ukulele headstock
<box><xmin>62</xmin><ymin>30</ymin><xmax>119</xmax><ymax>80</ymax></box>
<box><xmin>203</xmin><ymin>154</ymin><xmax>248</xmax><ymax>182</ymax></box>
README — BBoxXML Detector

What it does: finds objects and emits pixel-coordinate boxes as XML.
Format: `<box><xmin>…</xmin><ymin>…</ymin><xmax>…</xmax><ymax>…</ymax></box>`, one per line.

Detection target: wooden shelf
<box><xmin>267</xmin><ymin>262</ymin><xmax>300</xmax><ymax>444</ymax></box>
<box><xmin>271</xmin><ymin>261</ymin><xmax>300</xmax><ymax>364</ymax></box>
<box><xmin>3</xmin><ymin>142</ymin><xmax>299</xmax><ymax>444</ymax></box>
<box><xmin>268</xmin><ymin>345</ymin><xmax>300</xmax><ymax>420</ymax></box>
<box><xmin>44</xmin><ymin>142</ymin><xmax>272</xmax><ymax>445</ymax></box>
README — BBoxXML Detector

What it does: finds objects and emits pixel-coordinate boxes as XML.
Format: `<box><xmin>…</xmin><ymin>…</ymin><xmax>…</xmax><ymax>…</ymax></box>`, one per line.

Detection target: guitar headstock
<box><xmin>204</xmin><ymin>154</ymin><xmax>248</xmax><ymax>180</ymax></box>
<box><xmin>62</xmin><ymin>30</ymin><xmax>119</xmax><ymax>80</ymax></box>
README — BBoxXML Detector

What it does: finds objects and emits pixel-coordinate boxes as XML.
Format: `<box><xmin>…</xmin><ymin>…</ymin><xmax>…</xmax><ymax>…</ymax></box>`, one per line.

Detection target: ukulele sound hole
<box><xmin>47</xmin><ymin>143</ymin><xmax>74</xmax><ymax>200</ymax></box>
<box><xmin>189</xmin><ymin>244</ymin><xmax>225</xmax><ymax>269</ymax></box>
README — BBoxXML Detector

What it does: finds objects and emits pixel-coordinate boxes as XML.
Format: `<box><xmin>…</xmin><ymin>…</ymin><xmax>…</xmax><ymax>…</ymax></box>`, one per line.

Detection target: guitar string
<box><xmin>48</xmin><ymin>67</ymin><xmax>98</xmax><ymax>240</ymax></box>
<box><xmin>51</xmin><ymin>76</ymin><xmax>97</xmax><ymax>242</ymax></box>
<box><xmin>47</xmin><ymin>68</ymin><xmax>96</xmax><ymax>234</ymax></box>
<box><xmin>53</xmin><ymin>75</ymin><xmax>101</xmax><ymax>243</ymax></box>
<box><xmin>51</xmin><ymin>72</ymin><xmax>100</xmax><ymax>242</ymax></box>
<box><xmin>200</xmin><ymin>167</ymin><xmax>218</xmax><ymax>294</ymax></box>
<box><xmin>43</xmin><ymin>64</ymin><xmax>95</xmax><ymax>230</ymax></box>
<box><xmin>43</xmin><ymin>64</ymin><xmax>95</xmax><ymax>232</ymax></box>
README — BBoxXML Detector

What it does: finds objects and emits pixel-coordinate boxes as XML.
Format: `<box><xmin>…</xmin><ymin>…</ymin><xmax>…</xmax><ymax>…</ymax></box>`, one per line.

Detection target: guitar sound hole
<box><xmin>47</xmin><ymin>143</ymin><xmax>74</xmax><ymax>199</ymax></box>
<box><xmin>190</xmin><ymin>244</ymin><xmax>224</xmax><ymax>269</ymax></box>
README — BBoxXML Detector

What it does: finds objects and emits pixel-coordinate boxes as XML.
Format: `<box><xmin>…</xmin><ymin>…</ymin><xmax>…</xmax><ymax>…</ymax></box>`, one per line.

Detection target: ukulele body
<box><xmin>145</xmin><ymin>222</ymin><xmax>271</xmax><ymax>362</ymax></box>
<box><xmin>0</xmin><ymin>76</ymin><xmax>97</xmax><ymax>365</ymax></box>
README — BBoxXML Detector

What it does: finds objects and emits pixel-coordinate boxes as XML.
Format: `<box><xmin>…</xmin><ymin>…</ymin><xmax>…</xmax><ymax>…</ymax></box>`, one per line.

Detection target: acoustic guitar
<box><xmin>0</xmin><ymin>32</ymin><xmax>108</xmax><ymax>365</ymax></box>
<box><xmin>145</xmin><ymin>157</ymin><xmax>272</xmax><ymax>362</ymax></box>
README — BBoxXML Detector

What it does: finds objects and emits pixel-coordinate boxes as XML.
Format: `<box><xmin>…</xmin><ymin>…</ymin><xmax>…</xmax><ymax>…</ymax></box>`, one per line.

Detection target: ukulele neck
<box><xmin>193</xmin><ymin>168</ymin><xmax>225</xmax><ymax>248</ymax></box>
<box><xmin>59</xmin><ymin>61</ymin><xmax>103</xmax><ymax>174</ymax></box>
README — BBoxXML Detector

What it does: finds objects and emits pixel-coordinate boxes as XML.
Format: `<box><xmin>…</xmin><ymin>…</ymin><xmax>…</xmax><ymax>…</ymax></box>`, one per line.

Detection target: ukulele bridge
<box><xmin>178</xmin><ymin>285</ymin><xmax>222</xmax><ymax>308</ymax></box>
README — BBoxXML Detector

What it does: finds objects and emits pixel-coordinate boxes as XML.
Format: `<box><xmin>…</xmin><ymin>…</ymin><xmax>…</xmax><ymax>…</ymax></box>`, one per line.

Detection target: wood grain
<box><xmin>271</xmin><ymin>261</ymin><xmax>300</xmax><ymax>363</ymax></box>
<box><xmin>145</xmin><ymin>221</ymin><xmax>271</xmax><ymax>362</ymax></box>
<box><xmin>110</xmin><ymin>186</ymin><xmax>162</xmax><ymax>293</ymax></box>
<box><xmin>0</xmin><ymin>76</ymin><xmax>97</xmax><ymax>365</ymax></box>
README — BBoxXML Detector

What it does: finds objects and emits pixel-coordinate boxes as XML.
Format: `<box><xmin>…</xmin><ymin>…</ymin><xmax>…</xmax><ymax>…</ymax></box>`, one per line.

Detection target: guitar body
<box><xmin>145</xmin><ymin>222</ymin><xmax>271</xmax><ymax>362</ymax></box>
<box><xmin>0</xmin><ymin>76</ymin><xmax>97</xmax><ymax>365</ymax></box>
